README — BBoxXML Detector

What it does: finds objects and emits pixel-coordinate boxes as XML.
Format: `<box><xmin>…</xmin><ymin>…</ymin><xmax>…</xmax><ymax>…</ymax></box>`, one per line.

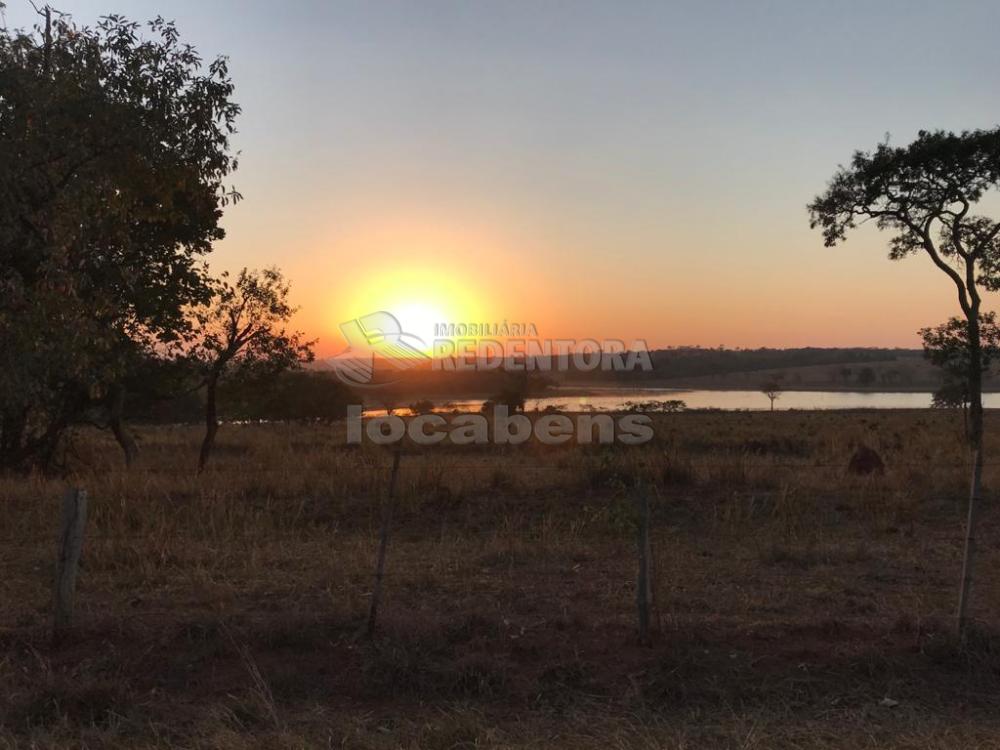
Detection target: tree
<box><xmin>921</xmin><ymin>314</ymin><xmax>1000</xmax><ymax>438</ymax></box>
<box><xmin>932</xmin><ymin>376</ymin><xmax>971</xmax><ymax>439</ymax></box>
<box><xmin>408</xmin><ymin>399</ymin><xmax>435</xmax><ymax>415</ymax></box>
<box><xmin>760</xmin><ymin>379</ymin><xmax>782</xmax><ymax>411</ymax></box>
<box><xmin>77</xmin><ymin>349</ymin><xmax>201</xmax><ymax>465</ymax></box>
<box><xmin>484</xmin><ymin>371</ymin><xmax>550</xmax><ymax>413</ymax></box>
<box><xmin>219</xmin><ymin>371</ymin><xmax>352</xmax><ymax>423</ymax></box>
<box><xmin>920</xmin><ymin>313</ymin><xmax>1000</xmax><ymax>383</ymax></box>
<box><xmin>809</xmin><ymin>128</ymin><xmax>1000</xmax><ymax>634</ymax></box>
<box><xmin>931</xmin><ymin>379</ymin><xmax>970</xmax><ymax>411</ymax></box>
<box><xmin>0</xmin><ymin>10</ymin><xmax>240</xmax><ymax>470</ymax></box>
<box><xmin>487</xmin><ymin>378</ymin><xmax>529</xmax><ymax>413</ymax></box>
<box><xmin>191</xmin><ymin>268</ymin><xmax>314</xmax><ymax>471</ymax></box>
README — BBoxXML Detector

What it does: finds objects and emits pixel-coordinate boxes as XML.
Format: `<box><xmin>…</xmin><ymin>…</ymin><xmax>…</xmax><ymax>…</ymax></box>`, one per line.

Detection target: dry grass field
<box><xmin>3</xmin><ymin>409</ymin><xmax>1000</xmax><ymax>748</ymax></box>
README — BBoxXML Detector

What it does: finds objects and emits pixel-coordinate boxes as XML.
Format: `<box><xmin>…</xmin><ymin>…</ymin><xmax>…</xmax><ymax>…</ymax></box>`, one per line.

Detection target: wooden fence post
<box><xmin>367</xmin><ymin>446</ymin><xmax>402</xmax><ymax>638</ymax></box>
<box><xmin>53</xmin><ymin>487</ymin><xmax>88</xmax><ymax>640</ymax></box>
<box><xmin>635</xmin><ymin>488</ymin><xmax>653</xmax><ymax>646</ymax></box>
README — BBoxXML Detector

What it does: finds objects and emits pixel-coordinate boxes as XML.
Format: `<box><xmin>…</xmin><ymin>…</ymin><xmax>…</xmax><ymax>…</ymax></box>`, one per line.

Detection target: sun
<box><xmin>338</xmin><ymin>266</ymin><xmax>488</xmax><ymax>354</ymax></box>
<box><xmin>385</xmin><ymin>301</ymin><xmax>445</xmax><ymax>349</ymax></box>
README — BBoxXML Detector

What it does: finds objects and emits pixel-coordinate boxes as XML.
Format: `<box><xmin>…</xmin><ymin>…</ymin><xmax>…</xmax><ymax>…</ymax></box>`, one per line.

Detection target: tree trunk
<box><xmin>957</xmin><ymin>314</ymin><xmax>984</xmax><ymax>636</ymax></box>
<box><xmin>108</xmin><ymin>386</ymin><xmax>138</xmax><ymax>467</ymax></box>
<box><xmin>198</xmin><ymin>374</ymin><xmax>220</xmax><ymax>473</ymax></box>
<box><xmin>0</xmin><ymin>409</ymin><xmax>28</xmax><ymax>470</ymax></box>
<box><xmin>35</xmin><ymin>401</ymin><xmax>73</xmax><ymax>472</ymax></box>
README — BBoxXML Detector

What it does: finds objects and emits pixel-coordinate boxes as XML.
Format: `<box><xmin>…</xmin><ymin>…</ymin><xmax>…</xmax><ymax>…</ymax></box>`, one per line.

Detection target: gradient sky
<box><xmin>7</xmin><ymin>0</ymin><xmax>1000</xmax><ymax>354</ymax></box>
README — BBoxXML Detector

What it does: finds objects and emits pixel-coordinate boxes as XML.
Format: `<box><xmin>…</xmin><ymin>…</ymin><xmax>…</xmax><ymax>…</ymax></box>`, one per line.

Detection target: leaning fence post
<box><xmin>367</xmin><ymin>446</ymin><xmax>402</xmax><ymax>638</ymax></box>
<box><xmin>53</xmin><ymin>487</ymin><xmax>88</xmax><ymax>640</ymax></box>
<box><xmin>635</xmin><ymin>487</ymin><xmax>653</xmax><ymax>646</ymax></box>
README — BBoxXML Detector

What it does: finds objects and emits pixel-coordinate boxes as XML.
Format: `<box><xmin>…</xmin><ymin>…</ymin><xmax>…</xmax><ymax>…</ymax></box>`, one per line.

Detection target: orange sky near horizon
<box><xmin>25</xmin><ymin>1</ymin><xmax>996</xmax><ymax>357</ymax></box>
<box><xmin>236</xmin><ymin>205</ymin><xmax>976</xmax><ymax>358</ymax></box>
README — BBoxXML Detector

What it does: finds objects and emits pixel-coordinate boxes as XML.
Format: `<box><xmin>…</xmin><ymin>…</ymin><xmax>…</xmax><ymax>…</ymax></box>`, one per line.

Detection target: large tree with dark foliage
<box><xmin>0</xmin><ymin>8</ymin><xmax>240</xmax><ymax>470</ymax></box>
<box><xmin>809</xmin><ymin>128</ymin><xmax>1000</xmax><ymax>633</ymax></box>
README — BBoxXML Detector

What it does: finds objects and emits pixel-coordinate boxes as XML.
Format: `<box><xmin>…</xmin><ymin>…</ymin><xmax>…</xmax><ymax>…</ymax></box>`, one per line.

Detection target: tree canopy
<box><xmin>0</xmin><ymin>10</ymin><xmax>240</xmax><ymax>468</ymax></box>
<box><xmin>920</xmin><ymin>313</ymin><xmax>1000</xmax><ymax>377</ymax></box>
<box><xmin>808</xmin><ymin>129</ymin><xmax>1000</xmax><ymax>316</ymax></box>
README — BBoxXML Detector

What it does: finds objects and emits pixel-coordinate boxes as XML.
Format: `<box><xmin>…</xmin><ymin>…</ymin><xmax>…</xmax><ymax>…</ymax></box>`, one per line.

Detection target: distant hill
<box><xmin>308</xmin><ymin>347</ymin><xmax>1000</xmax><ymax>398</ymax></box>
<box><xmin>558</xmin><ymin>346</ymin><xmax>1000</xmax><ymax>391</ymax></box>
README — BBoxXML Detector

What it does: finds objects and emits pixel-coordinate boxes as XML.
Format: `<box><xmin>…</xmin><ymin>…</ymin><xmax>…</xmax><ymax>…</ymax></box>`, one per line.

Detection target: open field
<box><xmin>3</xmin><ymin>410</ymin><xmax>1000</xmax><ymax>748</ymax></box>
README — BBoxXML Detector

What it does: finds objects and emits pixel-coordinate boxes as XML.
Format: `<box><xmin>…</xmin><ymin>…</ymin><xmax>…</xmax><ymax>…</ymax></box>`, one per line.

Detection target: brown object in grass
<box><xmin>848</xmin><ymin>445</ymin><xmax>885</xmax><ymax>475</ymax></box>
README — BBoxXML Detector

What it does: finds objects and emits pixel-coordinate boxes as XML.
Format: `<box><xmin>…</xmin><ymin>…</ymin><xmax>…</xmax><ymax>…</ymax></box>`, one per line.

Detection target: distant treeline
<box><xmin>302</xmin><ymin>347</ymin><xmax>929</xmax><ymax>406</ymax></box>
<box><xmin>565</xmin><ymin>347</ymin><xmax>919</xmax><ymax>383</ymax></box>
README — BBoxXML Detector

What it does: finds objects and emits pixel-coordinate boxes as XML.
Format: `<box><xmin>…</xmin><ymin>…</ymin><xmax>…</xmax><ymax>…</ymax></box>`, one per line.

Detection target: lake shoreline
<box><xmin>550</xmin><ymin>382</ymin><xmax>1000</xmax><ymax>395</ymax></box>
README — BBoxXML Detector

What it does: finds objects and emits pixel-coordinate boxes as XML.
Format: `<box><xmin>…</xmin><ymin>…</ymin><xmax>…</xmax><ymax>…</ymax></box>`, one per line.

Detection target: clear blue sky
<box><xmin>6</xmin><ymin>0</ymin><xmax>1000</xmax><ymax>351</ymax></box>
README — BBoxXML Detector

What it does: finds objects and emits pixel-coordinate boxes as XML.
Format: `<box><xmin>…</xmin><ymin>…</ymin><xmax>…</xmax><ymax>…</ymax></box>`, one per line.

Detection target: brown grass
<box><xmin>2</xmin><ymin>409</ymin><xmax>1000</xmax><ymax>748</ymax></box>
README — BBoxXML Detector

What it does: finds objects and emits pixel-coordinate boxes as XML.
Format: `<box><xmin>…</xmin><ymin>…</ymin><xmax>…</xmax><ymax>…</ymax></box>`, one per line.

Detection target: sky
<box><xmin>6</xmin><ymin>0</ymin><xmax>1000</xmax><ymax>355</ymax></box>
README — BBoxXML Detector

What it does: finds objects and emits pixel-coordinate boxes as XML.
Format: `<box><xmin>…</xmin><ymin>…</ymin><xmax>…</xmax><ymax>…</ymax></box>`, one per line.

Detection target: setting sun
<box><xmin>338</xmin><ymin>264</ymin><xmax>492</xmax><ymax>353</ymax></box>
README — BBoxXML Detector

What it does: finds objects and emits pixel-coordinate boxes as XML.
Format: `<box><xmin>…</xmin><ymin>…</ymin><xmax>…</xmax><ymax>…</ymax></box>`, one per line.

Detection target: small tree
<box><xmin>921</xmin><ymin>314</ymin><xmax>1000</xmax><ymax>439</ymax></box>
<box><xmin>931</xmin><ymin>379</ymin><xmax>970</xmax><ymax>411</ymax></box>
<box><xmin>809</xmin><ymin>128</ymin><xmax>1000</xmax><ymax>633</ymax></box>
<box><xmin>760</xmin><ymin>379</ymin><xmax>782</xmax><ymax>411</ymax></box>
<box><xmin>408</xmin><ymin>399</ymin><xmax>435</xmax><ymax>415</ymax></box>
<box><xmin>192</xmin><ymin>268</ymin><xmax>314</xmax><ymax>471</ymax></box>
<box><xmin>932</xmin><ymin>377</ymin><xmax>971</xmax><ymax>439</ymax></box>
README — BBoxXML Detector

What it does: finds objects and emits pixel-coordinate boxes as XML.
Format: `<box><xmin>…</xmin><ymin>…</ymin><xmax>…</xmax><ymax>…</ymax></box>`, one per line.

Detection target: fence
<box><xmin>4</xmin><ymin>454</ymin><xmax>996</xmax><ymax>643</ymax></box>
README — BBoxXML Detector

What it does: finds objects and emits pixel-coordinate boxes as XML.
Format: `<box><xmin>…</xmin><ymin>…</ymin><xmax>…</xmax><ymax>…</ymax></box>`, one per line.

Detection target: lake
<box><xmin>436</xmin><ymin>388</ymin><xmax>987</xmax><ymax>412</ymax></box>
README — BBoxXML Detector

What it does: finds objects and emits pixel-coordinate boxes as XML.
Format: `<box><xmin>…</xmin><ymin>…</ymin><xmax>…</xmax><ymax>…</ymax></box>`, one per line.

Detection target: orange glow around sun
<box><xmin>299</xmin><ymin>214</ymin><xmax>518</xmax><ymax>356</ymax></box>
<box><xmin>337</xmin><ymin>265</ymin><xmax>492</xmax><ymax>354</ymax></box>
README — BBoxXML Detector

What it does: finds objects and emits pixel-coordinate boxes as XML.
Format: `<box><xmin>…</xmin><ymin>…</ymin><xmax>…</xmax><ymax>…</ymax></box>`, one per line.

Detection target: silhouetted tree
<box><xmin>931</xmin><ymin>378</ymin><xmax>970</xmax><ymax>410</ymax></box>
<box><xmin>0</xmin><ymin>10</ymin><xmax>239</xmax><ymax>470</ymax></box>
<box><xmin>79</xmin><ymin>351</ymin><xmax>203</xmax><ymax>464</ymax></box>
<box><xmin>921</xmin><ymin>314</ymin><xmax>1000</xmax><ymax>439</ymax></box>
<box><xmin>760</xmin><ymin>380</ymin><xmax>782</xmax><ymax>411</ymax></box>
<box><xmin>809</xmin><ymin>128</ymin><xmax>1000</xmax><ymax>633</ymax></box>
<box><xmin>932</xmin><ymin>377</ymin><xmax>971</xmax><ymax>437</ymax></box>
<box><xmin>487</xmin><ymin>371</ymin><xmax>545</xmax><ymax>413</ymax></box>
<box><xmin>408</xmin><ymin>399</ymin><xmax>435</xmax><ymax>415</ymax></box>
<box><xmin>192</xmin><ymin>268</ymin><xmax>314</xmax><ymax>471</ymax></box>
<box><xmin>220</xmin><ymin>372</ymin><xmax>352</xmax><ymax>423</ymax></box>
